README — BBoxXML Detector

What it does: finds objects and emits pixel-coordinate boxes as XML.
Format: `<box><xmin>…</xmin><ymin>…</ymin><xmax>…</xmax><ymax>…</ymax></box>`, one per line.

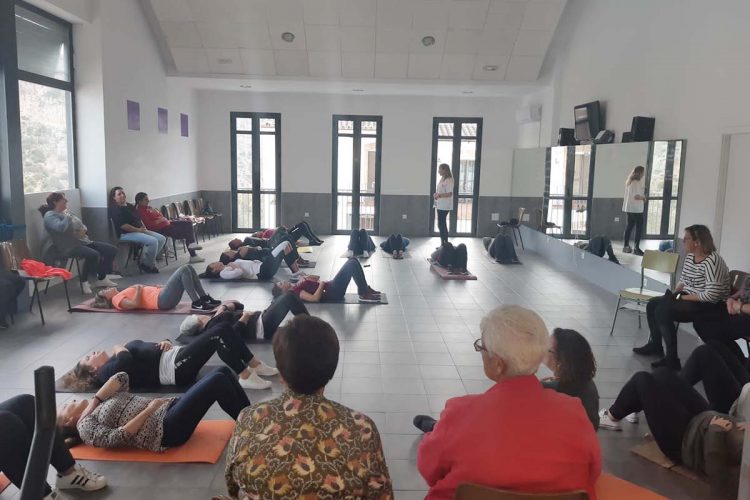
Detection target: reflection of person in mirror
<box><xmin>434</xmin><ymin>163</ymin><xmax>454</xmax><ymax>246</ymax></box>
<box><xmin>622</xmin><ymin>166</ymin><xmax>646</xmax><ymax>256</ymax></box>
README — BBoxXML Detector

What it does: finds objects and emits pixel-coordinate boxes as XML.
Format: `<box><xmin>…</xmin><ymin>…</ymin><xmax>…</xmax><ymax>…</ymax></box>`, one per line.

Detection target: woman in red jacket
<box><xmin>134</xmin><ymin>192</ymin><xmax>204</xmax><ymax>263</ymax></box>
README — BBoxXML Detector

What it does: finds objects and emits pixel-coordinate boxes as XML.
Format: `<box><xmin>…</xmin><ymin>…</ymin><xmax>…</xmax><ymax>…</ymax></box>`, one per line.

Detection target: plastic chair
<box><xmin>609</xmin><ymin>250</ymin><xmax>680</xmax><ymax>335</ymax></box>
<box><xmin>0</xmin><ymin>240</ymin><xmax>71</xmax><ymax>325</ymax></box>
<box><xmin>455</xmin><ymin>483</ymin><xmax>588</xmax><ymax>500</ymax></box>
<box><xmin>498</xmin><ymin>207</ymin><xmax>525</xmax><ymax>250</ymax></box>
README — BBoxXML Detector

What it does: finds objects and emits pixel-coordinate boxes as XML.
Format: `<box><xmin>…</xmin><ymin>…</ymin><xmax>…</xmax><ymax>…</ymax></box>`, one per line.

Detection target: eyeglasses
<box><xmin>473</xmin><ymin>338</ymin><xmax>487</xmax><ymax>352</ymax></box>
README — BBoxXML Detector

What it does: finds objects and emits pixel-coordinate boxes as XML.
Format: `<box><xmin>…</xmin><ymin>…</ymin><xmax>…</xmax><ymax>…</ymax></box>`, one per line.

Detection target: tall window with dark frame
<box><xmin>429</xmin><ymin>118</ymin><xmax>483</xmax><ymax>236</ymax></box>
<box><xmin>332</xmin><ymin>115</ymin><xmax>382</xmax><ymax>233</ymax></box>
<box><xmin>15</xmin><ymin>1</ymin><xmax>76</xmax><ymax>194</ymax></box>
<box><xmin>230</xmin><ymin>112</ymin><xmax>281</xmax><ymax>231</ymax></box>
<box><xmin>645</xmin><ymin>140</ymin><xmax>684</xmax><ymax>238</ymax></box>
<box><xmin>543</xmin><ymin>144</ymin><xmax>594</xmax><ymax>239</ymax></box>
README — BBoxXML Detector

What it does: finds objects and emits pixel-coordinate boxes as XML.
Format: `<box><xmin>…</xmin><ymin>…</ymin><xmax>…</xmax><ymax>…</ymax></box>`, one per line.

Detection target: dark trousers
<box><xmin>257</xmin><ymin>243</ymin><xmax>298</xmax><ymax>280</ymax></box>
<box><xmin>0</xmin><ymin>272</ymin><xmax>25</xmax><ymax>320</ymax></box>
<box><xmin>0</xmin><ymin>395</ymin><xmax>75</xmax><ymax>496</ymax></box>
<box><xmin>348</xmin><ymin>229</ymin><xmax>375</xmax><ymax>255</ymax></box>
<box><xmin>694</xmin><ymin>312</ymin><xmax>750</xmax><ymax>366</ymax></box>
<box><xmin>161</xmin><ymin>367</ymin><xmax>250</xmax><ymax>448</ymax></box>
<box><xmin>436</xmin><ymin>209</ymin><xmax>449</xmax><ymax>245</ymax></box>
<box><xmin>290</xmin><ymin>222</ymin><xmax>321</xmax><ymax>243</ymax></box>
<box><xmin>174</xmin><ymin>325</ymin><xmax>254</xmax><ymax>385</ymax></box>
<box><xmin>623</xmin><ymin>212</ymin><xmax>643</xmax><ymax>249</ymax></box>
<box><xmin>325</xmin><ymin>258</ymin><xmax>369</xmax><ymax>300</ymax></box>
<box><xmin>262</xmin><ymin>293</ymin><xmax>309</xmax><ymax>339</ymax></box>
<box><xmin>69</xmin><ymin>241</ymin><xmax>118</xmax><ymax>281</ymax></box>
<box><xmin>158</xmin><ymin>221</ymin><xmax>197</xmax><ymax>256</ymax></box>
<box><xmin>646</xmin><ymin>293</ymin><xmax>726</xmax><ymax>362</ymax></box>
<box><xmin>380</xmin><ymin>234</ymin><xmax>404</xmax><ymax>253</ymax></box>
<box><xmin>242</xmin><ymin>236</ymin><xmax>269</xmax><ymax>248</ymax></box>
<box><xmin>681</xmin><ymin>341</ymin><xmax>750</xmax><ymax>413</ymax></box>
<box><xmin>609</xmin><ymin>368</ymin><xmax>709</xmax><ymax>462</ymax></box>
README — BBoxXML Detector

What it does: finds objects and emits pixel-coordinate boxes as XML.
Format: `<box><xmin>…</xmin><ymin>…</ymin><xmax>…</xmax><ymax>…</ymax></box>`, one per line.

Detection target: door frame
<box><xmin>543</xmin><ymin>144</ymin><xmax>595</xmax><ymax>239</ymax></box>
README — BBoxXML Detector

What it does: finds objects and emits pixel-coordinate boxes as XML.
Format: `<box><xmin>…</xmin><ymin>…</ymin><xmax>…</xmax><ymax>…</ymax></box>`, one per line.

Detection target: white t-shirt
<box><xmin>622</xmin><ymin>179</ymin><xmax>645</xmax><ymax>213</ymax></box>
<box><xmin>220</xmin><ymin>260</ymin><xmax>262</xmax><ymax>280</ymax></box>
<box><xmin>158</xmin><ymin>346</ymin><xmax>183</xmax><ymax>385</ymax></box>
<box><xmin>434</xmin><ymin>177</ymin><xmax>454</xmax><ymax>211</ymax></box>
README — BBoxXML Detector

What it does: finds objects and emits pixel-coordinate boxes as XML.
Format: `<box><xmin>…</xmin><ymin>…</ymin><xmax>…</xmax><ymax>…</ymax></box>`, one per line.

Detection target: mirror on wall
<box><xmin>510</xmin><ymin>140</ymin><xmax>686</xmax><ymax>284</ymax></box>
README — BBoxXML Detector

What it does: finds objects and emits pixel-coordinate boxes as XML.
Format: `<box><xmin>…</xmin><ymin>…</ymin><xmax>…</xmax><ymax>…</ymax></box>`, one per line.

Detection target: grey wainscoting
<box><xmin>199</xmin><ymin>190</ymin><xmax>232</xmax><ymax>233</ymax></box>
<box><xmin>379</xmin><ymin>195</ymin><xmax>431</xmax><ymax>237</ymax></box>
<box><xmin>507</xmin><ymin>196</ymin><xmax>544</xmax><ymax>232</ymax></box>
<box><xmin>280</xmin><ymin>192</ymin><xmax>332</xmax><ymax>235</ymax></box>
<box><xmin>476</xmin><ymin>196</ymin><xmax>513</xmax><ymax>237</ymax></box>
<box><xmin>591</xmin><ymin>198</ymin><xmax>627</xmax><ymax>241</ymax></box>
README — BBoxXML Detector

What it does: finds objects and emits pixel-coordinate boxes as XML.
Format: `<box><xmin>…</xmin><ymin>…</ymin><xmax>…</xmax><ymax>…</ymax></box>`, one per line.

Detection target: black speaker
<box><xmin>631</xmin><ymin>116</ymin><xmax>655</xmax><ymax>142</ymax></box>
<box><xmin>622</xmin><ymin>131</ymin><xmax>633</xmax><ymax>143</ymax></box>
<box><xmin>558</xmin><ymin>128</ymin><xmax>577</xmax><ymax>146</ymax></box>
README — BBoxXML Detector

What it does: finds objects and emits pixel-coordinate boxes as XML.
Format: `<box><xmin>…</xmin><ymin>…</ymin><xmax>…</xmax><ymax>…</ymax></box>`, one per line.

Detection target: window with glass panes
<box><xmin>543</xmin><ymin>144</ymin><xmax>594</xmax><ymax>239</ymax></box>
<box><xmin>645</xmin><ymin>140</ymin><xmax>684</xmax><ymax>237</ymax></box>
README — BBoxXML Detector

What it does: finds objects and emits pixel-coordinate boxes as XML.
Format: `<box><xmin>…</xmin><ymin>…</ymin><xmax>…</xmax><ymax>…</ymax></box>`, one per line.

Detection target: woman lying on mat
<box><xmin>0</xmin><ymin>394</ymin><xmax>107</xmax><ymax>499</ymax></box>
<box><xmin>346</xmin><ymin>228</ymin><xmax>376</xmax><ymax>257</ymax></box>
<box><xmin>92</xmin><ymin>264</ymin><xmax>220</xmax><ymax>313</ymax></box>
<box><xmin>202</xmin><ymin>241</ymin><xmax>306</xmax><ymax>281</ymax></box>
<box><xmin>180</xmin><ymin>292</ymin><xmax>310</xmax><ymax>345</ymax></box>
<box><xmin>58</xmin><ymin>368</ymin><xmax>251</xmax><ymax>451</ymax></box>
<box><xmin>430</xmin><ymin>242</ymin><xmax>468</xmax><ymax>273</ymax></box>
<box><xmin>598</xmin><ymin>366</ymin><xmax>746</xmax><ymax>498</ymax></box>
<box><xmin>380</xmin><ymin>233</ymin><xmax>410</xmax><ymax>259</ymax></box>
<box><xmin>69</xmin><ymin>324</ymin><xmax>278</xmax><ymax>392</ymax></box>
<box><xmin>273</xmin><ymin>258</ymin><xmax>382</xmax><ymax>303</ymax></box>
<box><xmin>252</xmin><ymin>221</ymin><xmax>324</xmax><ymax>246</ymax></box>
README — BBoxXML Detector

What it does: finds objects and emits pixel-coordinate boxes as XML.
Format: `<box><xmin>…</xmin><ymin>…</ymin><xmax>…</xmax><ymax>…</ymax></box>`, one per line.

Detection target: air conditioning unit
<box><xmin>516</xmin><ymin>105</ymin><xmax>542</xmax><ymax>124</ymax></box>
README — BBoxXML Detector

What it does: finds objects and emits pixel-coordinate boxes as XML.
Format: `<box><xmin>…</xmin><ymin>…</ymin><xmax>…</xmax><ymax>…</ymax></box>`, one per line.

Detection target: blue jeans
<box><xmin>380</xmin><ymin>234</ymin><xmax>410</xmax><ymax>253</ymax></box>
<box><xmin>120</xmin><ymin>230</ymin><xmax>166</xmax><ymax>266</ymax></box>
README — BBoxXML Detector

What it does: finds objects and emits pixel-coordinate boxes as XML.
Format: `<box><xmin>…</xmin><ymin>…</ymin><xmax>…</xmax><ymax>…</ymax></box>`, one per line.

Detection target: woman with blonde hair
<box><xmin>622</xmin><ymin>165</ymin><xmax>646</xmax><ymax>255</ymax></box>
<box><xmin>434</xmin><ymin>163</ymin><xmax>454</xmax><ymax>246</ymax></box>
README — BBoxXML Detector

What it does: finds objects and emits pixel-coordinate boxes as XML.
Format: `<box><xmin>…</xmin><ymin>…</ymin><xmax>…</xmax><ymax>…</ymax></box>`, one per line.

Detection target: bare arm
<box><xmin>118</xmin><ymin>286</ymin><xmax>142</xmax><ymax>310</ymax></box>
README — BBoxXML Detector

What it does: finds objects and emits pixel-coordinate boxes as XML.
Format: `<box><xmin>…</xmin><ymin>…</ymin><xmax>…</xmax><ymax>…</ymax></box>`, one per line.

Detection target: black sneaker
<box><xmin>633</xmin><ymin>248</ymin><xmax>644</xmax><ymax>256</ymax></box>
<box><xmin>623</xmin><ymin>246</ymin><xmax>633</xmax><ymax>254</ymax></box>
<box><xmin>651</xmin><ymin>357</ymin><xmax>682</xmax><ymax>370</ymax></box>
<box><xmin>191</xmin><ymin>300</ymin><xmax>216</xmax><ymax>312</ymax></box>
<box><xmin>413</xmin><ymin>415</ymin><xmax>437</xmax><ymax>433</ymax></box>
<box><xmin>140</xmin><ymin>264</ymin><xmax>159</xmax><ymax>274</ymax></box>
<box><xmin>201</xmin><ymin>295</ymin><xmax>221</xmax><ymax>306</ymax></box>
<box><xmin>632</xmin><ymin>342</ymin><xmax>664</xmax><ymax>357</ymax></box>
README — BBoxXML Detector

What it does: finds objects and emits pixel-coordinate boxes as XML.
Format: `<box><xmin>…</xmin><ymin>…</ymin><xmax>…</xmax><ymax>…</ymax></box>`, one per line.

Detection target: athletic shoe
<box><xmin>253</xmin><ymin>361</ymin><xmax>279</xmax><ymax>377</ymax></box>
<box><xmin>200</xmin><ymin>295</ymin><xmax>221</xmax><ymax>306</ymax></box>
<box><xmin>139</xmin><ymin>264</ymin><xmax>159</xmax><ymax>274</ymax></box>
<box><xmin>366</xmin><ymin>286</ymin><xmax>382</xmax><ymax>296</ymax></box>
<box><xmin>191</xmin><ymin>301</ymin><xmax>216</xmax><ymax>312</ymax></box>
<box><xmin>81</xmin><ymin>282</ymin><xmax>93</xmax><ymax>295</ymax></box>
<box><xmin>598</xmin><ymin>409</ymin><xmax>622</xmax><ymax>431</ymax></box>
<box><xmin>297</xmin><ymin>258</ymin><xmax>310</xmax><ymax>266</ymax></box>
<box><xmin>239</xmin><ymin>372</ymin><xmax>272</xmax><ymax>390</ymax></box>
<box><xmin>623</xmin><ymin>246</ymin><xmax>633</xmax><ymax>254</ymax></box>
<box><xmin>633</xmin><ymin>249</ymin><xmax>644</xmax><ymax>256</ymax></box>
<box><xmin>56</xmin><ymin>463</ymin><xmax>107</xmax><ymax>491</ymax></box>
<box><xmin>90</xmin><ymin>278</ymin><xmax>117</xmax><ymax>288</ymax></box>
<box><xmin>413</xmin><ymin>415</ymin><xmax>437</xmax><ymax>433</ymax></box>
<box><xmin>730</xmin><ymin>382</ymin><xmax>750</xmax><ymax>420</ymax></box>
<box><xmin>345</xmin><ymin>250</ymin><xmax>354</xmax><ymax>258</ymax></box>
<box><xmin>625</xmin><ymin>412</ymin><xmax>640</xmax><ymax>424</ymax></box>
<box><xmin>362</xmin><ymin>251</ymin><xmax>369</xmax><ymax>258</ymax></box>
<box><xmin>397</xmin><ymin>250</ymin><xmax>404</xmax><ymax>259</ymax></box>
<box><xmin>187</xmin><ymin>243</ymin><xmax>202</xmax><ymax>250</ymax></box>
<box><xmin>632</xmin><ymin>342</ymin><xmax>664</xmax><ymax>357</ymax></box>
<box><xmin>189</xmin><ymin>255</ymin><xmax>206</xmax><ymax>263</ymax></box>
<box><xmin>358</xmin><ymin>291</ymin><xmax>381</xmax><ymax>303</ymax></box>
<box><xmin>291</xmin><ymin>271</ymin><xmax>307</xmax><ymax>279</ymax></box>
<box><xmin>392</xmin><ymin>251</ymin><xmax>399</xmax><ymax>259</ymax></box>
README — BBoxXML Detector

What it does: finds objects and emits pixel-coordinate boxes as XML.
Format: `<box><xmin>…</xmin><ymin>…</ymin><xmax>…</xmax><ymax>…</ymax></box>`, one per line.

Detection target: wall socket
<box><xmin>304</xmin><ymin>212</ymin><xmax>309</xmax><ymax>217</ymax></box>
<box><xmin>614</xmin><ymin>216</ymin><xmax>620</xmax><ymax>222</ymax></box>
<box><xmin>402</xmin><ymin>214</ymin><xmax>407</xmax><ymax>219</ymax></box>
<box><xmin>522</xmin><ymin>213</ymin><xmax>530</xmax><ymax>222</ymax></box>
<box><xmin>491</xmin><ymin>213</ymin><xmax>499</xmax><ymax>221</ymax></box>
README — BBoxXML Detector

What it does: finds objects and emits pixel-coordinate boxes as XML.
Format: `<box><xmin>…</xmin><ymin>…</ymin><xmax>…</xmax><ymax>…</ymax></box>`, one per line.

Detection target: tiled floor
<box><xmin>0</xmin><ymin>235</ymin><xmax>715</xmax><ymax>499</ymax></box>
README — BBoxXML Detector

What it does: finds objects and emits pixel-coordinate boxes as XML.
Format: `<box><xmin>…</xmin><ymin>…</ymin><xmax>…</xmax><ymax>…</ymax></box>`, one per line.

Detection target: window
<box><xmin>430</xmin><ymin>118</ymin><xmax>483</xmax><ymax>236</ymax></box>
<box><xmin>645</xmin><ymin>140</ymin><xmax>683</xmax><ymax>237</ymax></box>
<box><xmin>15</xmin><ymin>2</ymin><xmax>76</xmax><ymax>194</ymax></box>
<box><xmin>543</xmin><ymin>144</ymin><xmax>594</xmax><ymax>239</ymax></box>
<box><xmin>230</xmin><ymin>112</ymin><xmax>281</xmax><ymax>231</ymax></box>
<box><xmin>332</xmin><ymin>115</ymin><xmax>382</xmax><ymax>233</ymax></box>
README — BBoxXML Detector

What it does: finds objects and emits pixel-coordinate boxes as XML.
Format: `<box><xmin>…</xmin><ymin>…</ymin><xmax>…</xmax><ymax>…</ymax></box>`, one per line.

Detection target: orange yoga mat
<box><xmin>0</xmin><ymin>473</ymin><xmax>10</xmax><ymax>493</ymax></box>
<box><xmin>70</xmin><ymin>420</ymin><xmax>235</xmax><ymax>464</ymax></box>
<box><xmin>595</xmin><ymin>472</ymin><xmax>667</xmax><ymax>500</ymax></box>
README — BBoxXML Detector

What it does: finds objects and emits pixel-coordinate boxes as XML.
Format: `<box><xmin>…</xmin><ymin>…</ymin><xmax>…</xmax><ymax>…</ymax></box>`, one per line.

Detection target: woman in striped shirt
<box><xmin>633</xmin><ymin>225</ymin><xmax>730</xmax><ymax>370</ymax></box>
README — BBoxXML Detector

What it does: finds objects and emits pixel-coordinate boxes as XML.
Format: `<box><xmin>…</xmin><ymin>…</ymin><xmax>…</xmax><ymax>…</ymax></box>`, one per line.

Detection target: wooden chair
<box><xmin>498</xmin><ymin>207</ymin><xmax>526</xmax><ymax>250</ymax></box>
<box><xmin>0</xmin><ymin>240</ymin><xmax>71</xmax><ymax>325</ymax></box>
<box><xmin>609</xmin><ymin>250</ymin><xmax>680</xmax><ymax>335</ymax></box>
<box><xmin>455</xmin><ymin>483</ymin><xmax>588</xmax><ymax>500</ymax></box>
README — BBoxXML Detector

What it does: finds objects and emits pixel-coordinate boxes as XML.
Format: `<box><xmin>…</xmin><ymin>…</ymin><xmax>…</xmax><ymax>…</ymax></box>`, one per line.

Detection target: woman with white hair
<box><xmin>416</xmin><ymin>305</ymin><xmax>601</xmax><ymax>500</ymax></box>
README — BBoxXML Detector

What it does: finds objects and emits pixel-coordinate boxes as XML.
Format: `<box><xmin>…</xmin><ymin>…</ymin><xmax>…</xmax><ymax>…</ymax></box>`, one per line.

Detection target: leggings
<box><xmin>69</xmin><ymin>241</ymin><xmax>118</xmax><ymax>281</ymax></box>
<box><xmin>262</xmin><ymin>293</ymin><xmax>309</xmax><ymax>339</ymax></box>
<box><xmin>257</xmin><ymin>242</ymin><xmax>297</xmax><ymax>280</ymax></box>
<box><xmin>0</xmin><ymin>395</ymin><xmax>75</xmax><ymax>496</ymax></box>
<box><xmin>161</xmin><ymin>367</ymin><xmax>250</xmax><ymax>448</ymax></box>
<box><xmin>681</xmin><ymin>341</ymin><xmax>750</xmax><ymax>413</ymax></box>
<box><xmin>380</xmin><ymin>234</ymin><xmax>411</xmax><ymax>253</ymax></box>
<box><xmin>623</xmin><ymin>212</ymin><xmax>643</xmax><ymax>249</ymax></box>
<box><xmin>174</xmin><ymin>324</ymin><xmax>254</xmax><ymax>385</ymax></box>
<box><xmin>290</xmin><ymin>222</ymin><xmax>321</xmax><ymax>243</ymax></box>
<box><xmin>0</xmin><ymin>272</ymin><xmax>25</xmax><ymax>319</ymax></box>
<box><xmin>347</xmin><ymin>229</ymin><xmax>375</xmax><ymax>255</ymax></box>
<box><xmin>609</xmin><ymin>368</ymin><xmax>709</xmax><ymax>462</ymax></box>
<box><xmin>158</xmin><ymin>221</ymin><xmax>198</xmax><ymax>256</ymax></box>
<box><xmin>325</xmin><ymin>258</ymin><xmax>370</xmax><ymax>300</ymax></box>
<box><xmin>157</xmin><ymin>265</ymin><xmax>208</xmax><ymax>309</ymax></box>
<box><xmin>646</xmin><ymin>293</ymin><xmax>726</xmax><ymax>363</ymax></box>
<box><xmin>694</xmin><ymin>312</ymin><xmax>750</xmax><ymax>366</ymax></box>
<box><xmin>436</xmin><ymin>209</ymin><xmax>450</xmax><ymax>245</ymax></box>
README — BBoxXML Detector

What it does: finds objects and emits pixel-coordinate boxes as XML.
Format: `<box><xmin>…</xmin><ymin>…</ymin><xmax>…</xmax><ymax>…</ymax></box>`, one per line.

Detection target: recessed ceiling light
<box><xmin>352</xmin><ymin>88</ymin><xmax>365</xmax><ymax>92</ymax></box>
<box><xmin>240</xmin><ymin>84</ymin><xmax>252</xmax><ymax>88</ymax></box>
<box><xmin>462</xmin><ymin>90</ymin><xmax>474</xmax><ymax>94</ymax></box>
<box><xmin>482</xmin><ymin>65</ymin><xmax>498</xmax><ymax>71</ymax></box>
<box><xmin>421</xmin><ymin>35</ymin><xmax>436</xmax><ymax>47</ymax></box>
<box><xmin>217</xmin><ymin>58</ymin><xmax>233</xmax><ymax>64</ymax></box>
<box><xmin>281</xmin><ymin>32</ymin><xmax>295</xmax><ymax>42</ymax></box>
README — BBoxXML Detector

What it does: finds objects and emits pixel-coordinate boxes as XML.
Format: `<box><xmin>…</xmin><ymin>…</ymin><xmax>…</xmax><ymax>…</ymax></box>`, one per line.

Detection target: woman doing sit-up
<box><xmin>203</xmin><ymin>241</ymin><xmax>305</xmax><ymax>280</ymax></box>
<box><xmin>273</xmin><ymin>258</ymin><xmax>381</xmax><ymax>303</ymax></box>
<box><xmin>93</xmin><ymin>264</ymin><xmax>219</xmax><ymax>312</ymax></box>
<box><xmin>58</xmin><ymin>368</ymin><xmax>250</xmax><ymax>451</ymax></box>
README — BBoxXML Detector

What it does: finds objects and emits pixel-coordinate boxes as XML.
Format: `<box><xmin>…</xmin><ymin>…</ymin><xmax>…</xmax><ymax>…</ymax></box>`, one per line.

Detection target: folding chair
<box><xmin>44</xmin><ymin>254</ymin><xmax>84</xmax><ymax>295</ymax></box>
<box><xmin>110</xmin><ymin>218</ymin><xmax>143</xmax><ymax>272</ymax></box>
<box><xmin>171</xmin><ymin>202</ymin><xmax>205</xmax><ymax>243</ymax></box>
<box><xmin>498</xmin><ymin>207</ymin><xmax>526</xmax><ymax>250</ymax></box>
<box><xmin>455</xmin><ymin>483</ymin><xmax>588</xmax><ymax>500</ymax></box>
<box><xmin>609</xmin><ymin>250</ymin><xmax>680</xmax><ymax>335</ymax></box>
<box><xmin>188</xmin><ymin>199</ymin><xmax>215</xmax><ymax>238</ymax></box>
<box><xmin>199</xmin><ymin>197</ymin><xmax>223</xmax><ymax>234</ymax></box>
<box><xmin>161</xmin><ymin>205</ymin><xmax>187</xmax><ymax>255</ymax></box>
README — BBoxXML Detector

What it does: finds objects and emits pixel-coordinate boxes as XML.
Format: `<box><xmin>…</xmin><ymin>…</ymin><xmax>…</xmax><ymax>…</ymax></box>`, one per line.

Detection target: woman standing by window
<box><xmin>622</xmin><ymin>166</ymin><xmax>646</xmax><ymax>255</ymax></box>
<box><xmin>434</xmin><ymin>163</ymin><xmax>454</xmax><ymax>246</ymax></box>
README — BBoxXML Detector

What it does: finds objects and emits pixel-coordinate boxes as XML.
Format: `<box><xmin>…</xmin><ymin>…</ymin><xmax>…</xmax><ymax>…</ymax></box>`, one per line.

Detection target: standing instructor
<box><xmin>434</xmin><ymin>163</ymin><xmax>454</xmax><ymax>246</ymax></box>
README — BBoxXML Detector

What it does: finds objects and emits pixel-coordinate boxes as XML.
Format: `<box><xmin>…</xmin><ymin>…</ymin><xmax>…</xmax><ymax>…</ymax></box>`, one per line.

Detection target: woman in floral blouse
<box><xmin>57</xmin><ymin>366</ymin><xmax>250</xmax><ymax>451</ymax></box>
<box><xmin>224</xmin><ymin>314</ymin><xmax>392</xmax><ymax>499</ymax></box>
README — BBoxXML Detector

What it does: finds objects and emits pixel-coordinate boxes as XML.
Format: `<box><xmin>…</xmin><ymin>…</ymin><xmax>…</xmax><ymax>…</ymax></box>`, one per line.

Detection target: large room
<box><xmin>1</xmin><ymin>0</ymin><xmax>749</xmax><ymax>499</ymax></box>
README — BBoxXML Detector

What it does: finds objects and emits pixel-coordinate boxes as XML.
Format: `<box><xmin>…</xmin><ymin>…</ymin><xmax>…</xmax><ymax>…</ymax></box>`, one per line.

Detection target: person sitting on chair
<box><xmin>379</xmin><ymin>234</ymin><xmax>410</xmax><ymax>259</ymax></box>
<box><xmin>108</xmin><ymin>186</ymin><xmax>166</xmax><ymax>274</ymax></box>
<box><xmin>134</xmin><ymin>192</ymin><xmax>205</xmax><ymax>264</ymax></box>
<box><xmin>346</xmin><ymin>228</ymin><xmax>376</xmax><ymax>257</ymax></box>
<box><xmin>694</xmin><ymin>276</ymin><xmax>750</xmax><ymax>366</ymax></box>
<box><xmin>430</xmin><ymin>242</ymin><xmax>468</xmax><ymax>273</ymax></box>
<box><xmin>273</xmin><ymin>258</ymin><xmax>381</xmax><ymax>303</ymax></box>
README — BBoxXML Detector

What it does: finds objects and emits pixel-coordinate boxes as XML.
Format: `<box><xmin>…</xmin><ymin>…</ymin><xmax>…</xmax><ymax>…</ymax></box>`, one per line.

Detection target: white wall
<box><xmin>592</xmin><ymin>142</ymin><xmax>649</xmax><ymax>198</ymax></box>
<box><xmin>719</xmin><ymin>133</ymin><xmax>750</xmax><ymax>271</ymax></box>
<box><xmin>548</xmin><ymin>0</ymin><xmax>750</xmax><ymax>233</ymax></box>
<box><xmin>196</xmin><ymin>91</ymin><xmax>520</xmax><ymax>197</ymax></box>
<box><xmin>511</xmin><ymin>148</ymin><xmax>546</xmax><ymax>197</ymax></box>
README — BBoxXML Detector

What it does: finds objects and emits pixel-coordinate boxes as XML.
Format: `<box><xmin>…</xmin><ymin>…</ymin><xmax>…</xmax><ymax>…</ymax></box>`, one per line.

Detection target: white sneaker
<box><xmin>345</xmin><ymin>250</ymin><xmax>354</xmax><ymax>258</ymax></box>
<box><xmin>189</xmin><ymin>255</ymin><xmax>206</xmax><ymax>263</ymax></box>
<box><xmin>730</xmin><ymin>382</ymin><xmax>750</xmax><ymax>420</ymax></box>
<box><xmin>625</xmin><ymin>412</ymin><xmax>640</xmax><ymax>424</ymax></box>
<box><xmin>56</xmin><ymin>463</ymin><xmax>107</xmax><ymax>491</ymax></box>
<box><xmin>362</xmin><ymin>251</ymin><xmax>369</xmax><ymax>258</ymax></box>
<box><xmin>90</xmin><ymin>278</ymin><xmax>117</xmax><ymax>288</ymax></box>
<box><xmin>45</xmin><ymin>490</ymin><xmax>71</xmax><ymax>500</ymax></box>
<box><xmin>598</xmin><ymin>409</ymin><xmax>622</xmax><ymax>431</ymax></box>
<box><xmin>253</xmin><ymin>361</ymin><xmax>279</xmax><ymax>377</ymax></box>
<box><xmin>188</xmin><ymin>243</ymin><xmax>203</xmax><ymax>250</ymax></box>
<box><xmin>81</xmin><ymin>282</ymin><xmax>92</xmax><ymax>294</ymax></box>
<box><xmin>239</xmin><ymin>372</ymin><xmax>272</xmax><ymax>390</ymax></box>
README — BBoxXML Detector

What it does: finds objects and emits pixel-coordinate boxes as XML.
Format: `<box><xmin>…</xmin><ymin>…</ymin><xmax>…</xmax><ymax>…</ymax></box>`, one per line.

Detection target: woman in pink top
<box><xmin>92</xmin><ymin>264</ymin><xmax>221</xmax><ymax>313</ymax></box>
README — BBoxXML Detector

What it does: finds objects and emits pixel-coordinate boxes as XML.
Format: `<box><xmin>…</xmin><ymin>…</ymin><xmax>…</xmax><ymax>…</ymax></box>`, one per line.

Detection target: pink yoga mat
<box><xmin>428</xmin><ymin>260</ymin><xmax>477</xmax><ymax>280</ymax></box>
<box><xmin>71</xmin><ymin>299</ymin><xmax>199</xmax><ymax>315</ymax></box>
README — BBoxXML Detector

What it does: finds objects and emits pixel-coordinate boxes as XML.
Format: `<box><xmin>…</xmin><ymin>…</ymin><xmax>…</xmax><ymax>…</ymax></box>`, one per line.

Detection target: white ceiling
<box><xmin>147</xmin><ymin>0</ymin><xmax>566</xmax><ymax>83</ymax></box>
